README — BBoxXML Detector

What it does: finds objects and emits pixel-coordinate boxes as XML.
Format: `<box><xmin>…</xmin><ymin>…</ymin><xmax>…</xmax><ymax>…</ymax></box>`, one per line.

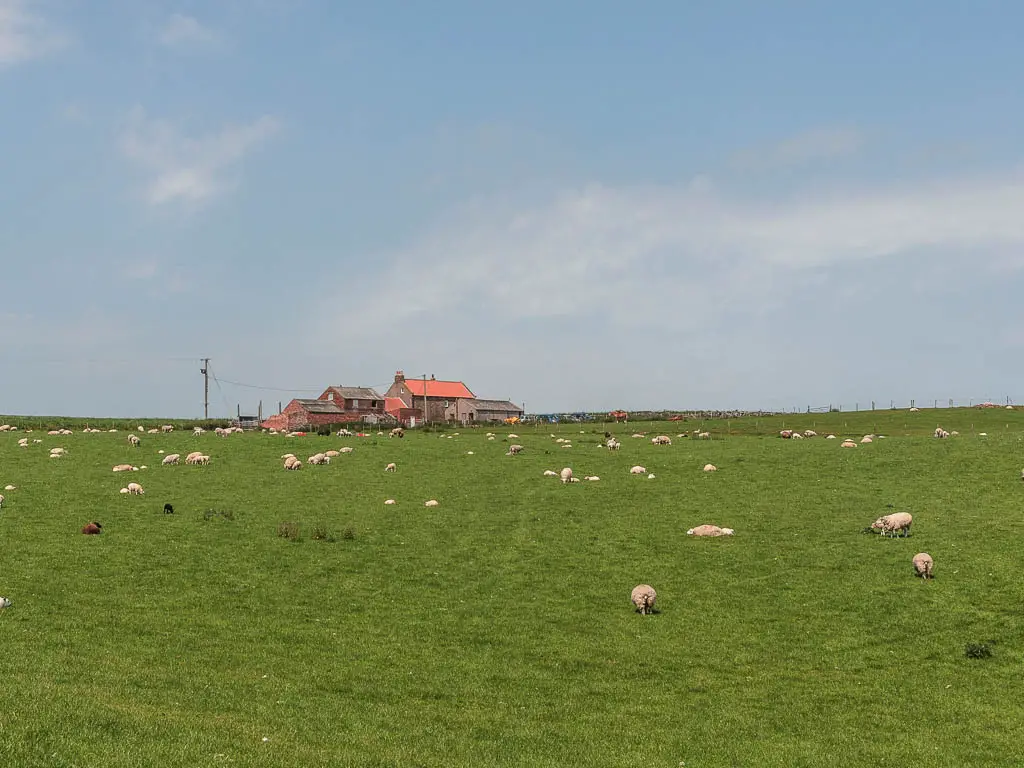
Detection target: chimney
<box><xmin>431</xmin><ymin>374</ymin><xmax>436</xmax><ymax>380</ymax></box>
<box><xmin>395</xmin><ymin>370</ymin><xmax>405</xmax><ymax>383</ymax></box>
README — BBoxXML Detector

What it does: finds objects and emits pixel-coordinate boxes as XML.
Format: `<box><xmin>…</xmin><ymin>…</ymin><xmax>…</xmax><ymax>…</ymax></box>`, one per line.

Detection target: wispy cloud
<box><xmin>120</xmin><ymin>108</ymin><xmax>280</xmax><ymax>206</ymax></box>
<box><xmin>157</xmin><ymin>13</ymin><xmax>220</xmax><ymax>50</ymax></box>
<box><xmin>730</xmin><ymin>127</ymin><xmax>864</xmax><ymax>172</ymax></box>
<box><xmin>0</xmin><ymin>0</ymin><xmax>63</xmax><ymax>67</ymax></box>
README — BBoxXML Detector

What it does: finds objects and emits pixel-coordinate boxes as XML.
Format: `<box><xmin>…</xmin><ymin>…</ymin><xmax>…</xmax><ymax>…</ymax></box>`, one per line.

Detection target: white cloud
<box><xmin>301</xmin><ymin>168</ymin><xmax>1024</xmax><ymax>409</ymax></box>
<box><xmin>730</xmin><ymin>127</ymin><xmax>864</xmax><ymax>171</ymax></box>
<box><xmin>120</xmin><ymin>108</ymin><xmax>280</xmax><ymax>206</ymax></box>
<box><xmin>0</xmin><ymin>0</ymin><xmax>62</xmax><ymax>67</ymax></box>
<box><xmin>158</xmin><ymin>13</ymin><xmax>220</xmax><ymax>50</ymax></box>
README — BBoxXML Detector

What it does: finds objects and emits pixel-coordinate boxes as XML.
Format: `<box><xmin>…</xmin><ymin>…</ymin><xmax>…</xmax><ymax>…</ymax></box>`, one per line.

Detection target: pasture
<box><xmin>1</xmin><ymin>409</ymin><xmax>1023</xmax><ymax>767</ymax></box>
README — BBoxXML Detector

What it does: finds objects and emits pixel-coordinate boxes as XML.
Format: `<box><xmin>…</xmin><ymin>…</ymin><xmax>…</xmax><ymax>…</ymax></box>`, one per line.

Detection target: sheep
<box><xmin>163</xmin><ymin>503</ymin><xmax>174</xmax><ymax>514</ymax></box>
<box><xmin>128</xmin><ymin>434</ymin><xmax>141</xmax><ymax>447</ymax></box>
<box><xmin>0</xmin><ymin>596</ymin><xmax>10</xmax><ymax>608</ymax></box>
<box><xmin>384</xmin><ymin>462</ymin><xmax>397</xmax><ymax>472</ymax></box>
<box><xmin>82</xmin><ymin>522</ymin><xmax>103</xmax><ymax>534</ymax></box>
<box><xmin>860</xmin><ymin>436</ymin><xmax>873</xmax><ymax>444</ymax></box>
<box><xmin>686</xmin><ymin>525</ymin><xmax>734</xmax><ymax>537</ymax></box>
<box><xmin>50</xmin><ymin>447</ymin><xmax>66</xmax><ymax>455</ymax></box>
<box><xmin>384</xmin><ymin>499</ymin><xmax>397</xmax><ymax>505</ymax></box>
<box><xmin>185</xmin><ymin>452</ymin><xmax>204</xmax><ymax>465</ymax></box>
<box><xmin>339</xmin><ymin>447</ymin><xmax>354</xmax><ymax>454</ymax></box>
<box><xmin>284</xmin><ymin>457</ymin><xmax>302</xmax><ymax>470</ymax></box>
<box><xmin>934</xmin><ymin>427</ymin><xmax>950</xmax><ymax>439</ymax></box>
<box><xmin>280</xmin><ymin>453</ymin><xmax>296</xmax><ymax>460</ymax></box>
<box><xmin>119</xmin><ymin>487</ymin><xmax>129</xmax><ymax>494</ymax></box>
<box><xmin>307</xmin><ymin>453</ymin><xmax>330</xmax><ymax>465</ymax></box>
<box><xmin>162</xmin><ymin>454</ymin><xmax>180</xmax><ymax>466</ymax></box>
<box><xmin>161</xmin><ymin>425</ymin><xmax>174</xmax><ymax>433</ymax></box>
<box><xmin>193</xmin><ymin>427</ymin><xmax>204</xmax><ymax>436</ymax></box>
<box><xmin>193</xmin><ymin>455</ymin><xmax>210</xmax><ymax>466</ymax></box>
<box><xmin>559</xmin><ymin>467</ymin><xmax>574</xmax><ymax>484</ymax></box>
<box><xmin>841</xmin><ymin>440</ymin><xmax>857</xmax><ymax>448</ymax></box>
<box><xmin>871</xmin><ymin>512</ymin><xmax>913</xmax><ymax>538</ymax></box>
<box><xmin>912</xmin><ymin>553</ymin><xmax>934</xmax><ymax>579</ymax></box>
<box><xmin>629</xmin><ymin>466</ymin><xmax>646</xmax><ymax>474</ymax></box>
<box><xmin>791</xmin><ymin>432</ymin><xmax>803</xmax><ymax>440</ymax></box>
<box><xmin>651</xmin><ymin>435</ymin><xmax>672</xmax><ymax>445</ymax></box>
<box><xmin>4</xmin><ymin>485</ymin><xmax>14</xmax><ymax>490</ymax></box>
<box><xmin>390</xmin><ymin>427</ymin><xmax>405</xmax><ymax>438</ymax></box>
<box><xmin>804</xmin><ymin>430</ymin><xmax>817</xmax><ymax>437</ymax></box>
<box><xmin>605</xmin><ymin>438</ymin><xmax>621</xmax><ymax>450</ymax></box>
<box><xmin>0</xmin><ymin>494</ymin><xmax>4</xmax><ymax>509</ymax></box>
<box><xmin>909</xmin><ymin>407</ymin><xmax>920</xmax><ymax>412</ymax></box>
<box><xmin>585</xmin><ymin>475</ymin><xmax>600</xmax><ymax>481</ymax></box>
<box><xmin>703</xmin><ymin>463</ymin><xmax>717</xmax><ymax>472</ymax></box>
<box><xmin>543</xmin><ymin>470</ymin><xmax>558</xmax><ymax>477</ymax></box>
<box><xmin>631</xmin><ymin>433</ymin><xmax>645</xmax><ymax>439</ymax></box>
<box><xmin>424</xmin><ymin>499</ymin><xmax>439</xmax><ymax>507</ymax></box>
<box><xmin>826</xmin><ymin>434</ymin><xmax>837</xmax><ymax>439</ymax></box>
<box><xmin>507</xmin><ymin>433</ymin><xmax>518</xmax><ymax>439</ymax></box>
<box><xmin>780</xmin><ymin>430</ymin><xmax>793</xmax><ymax>439</ymax></box>
<box><xmin>112</xmin><ymin>464</ymin><xmax>135</xmax><ymax>472</ymax></box>
<box><xmin>147</xmin><ymin>428</ymin><xmax>159</xmax><ymax>434</ymax></box>
<box><xmin>506</xmin><ymin>444</ymin><xmax>524</xmax><ymax>456</ymax></box>
<box><xmin>630</xmin><ymin>584</ymin><xmax>657</xmax><ymax>615</ymax></box>
<box><xmin>126</xmin><ymin>482</ymin><xmax>145</xmax><ymax>495</ymax></box>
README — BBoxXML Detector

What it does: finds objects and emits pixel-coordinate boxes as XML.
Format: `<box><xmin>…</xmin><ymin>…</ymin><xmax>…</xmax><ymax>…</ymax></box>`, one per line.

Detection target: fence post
<box><xmin>871</xmin><ymin>401</ymin><xmax>875</xmax><ymax>411</ymax></box>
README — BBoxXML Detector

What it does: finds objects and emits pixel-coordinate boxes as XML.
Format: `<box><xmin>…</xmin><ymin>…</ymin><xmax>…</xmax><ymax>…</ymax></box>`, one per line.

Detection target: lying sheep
<box><xmin>543</xmin><ymin>470</ymin><xmax>558</xmax><ymax>477</ymax></box>
<box><xmin>912</xmin><ymin>552</ymin><xmax>934</xmax><ymax>579</ymax></box>
<box><xmin>112</xmin><ymin>464</ymin><xmax>135</xmax><ymax>472</ymax></box>
<box><xmin>585</xmin><ymin>475</ymin><xmax>600</xmax><ymax>481</ymax></box>
<box><xmin>703</xmin><ymin>464</ymin><xmax>717</xmax><ymax>472</ymax></box>
<box><xmin>871</xmin><ymin>512</ymin><xmax>913</xmax><ymax>537</ymax></box>
<box><xmin>651</xmin><ymin>435</ymin><xmax>672</xmax><ymax>445</ymax></box>
<box><xmin>629</xmin><ymin>466</ymin><xmax>646</xmax><ymax>475</ymax></box>
<box><xmin>780</xmin><ymin>430</ymin><xmax>793</xmax><ymax>439</ymax></box>
<box><xmin>424</xmin><ymin>499</ymin><xmax>439</xmax><ymax>507</ymax></box>
<box><xmin>339</xmin><ymin>447</ymin><xmax>354</xmax><ymax>454</ymax></box>
<box><xmin>0</xmin><ymin>596</ymin><xmax>10</xmax><ymax>608</ymax></box>
<box><xmin>804</xmin><ymin>430</ymin><xmax>817</xmax><ymax>437</ymax></box>
<box><xmin>686</xmin><ymin>525</ymin><xmax>734</xmax><ymax>537</ymax></box>
<box><xmin>841</xmin><ymin>440</ymin><xmax>857</xmax><ymax>448</ymax></box>
<box><xmin>81</xmin><ymin>521</ymin><xmax>103</xmax><ymax>535</ymax></box>
<box><xmin>325</xmin><ymin>450</ymin><xmax>340</xmax><ymax>458</ymax></box>
<box><xmin>162</xmin><ymin>454</ymin><xmax>180</xmax><ymax>466</ymax></box>
<box><xmin>384</xmin><ymin>462</ymin><xmax>397</xmax><ymax>472</ymax></box>
<box><xmin>630</xmin><ymin>584</ymin><xmax>657</xmax><ymax>615</ymax></box>
<box><xmin>384</xmin><ymin>499</ymin><xmax>396</xmax><ymax>505</ymax></box>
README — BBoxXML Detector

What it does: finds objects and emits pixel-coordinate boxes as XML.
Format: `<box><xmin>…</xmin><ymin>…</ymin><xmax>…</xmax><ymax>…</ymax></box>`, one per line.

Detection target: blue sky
<box><xmin>3</xmin><ymin>1</ymin><xmax>1024</xmax><ymax>417</ymax></box>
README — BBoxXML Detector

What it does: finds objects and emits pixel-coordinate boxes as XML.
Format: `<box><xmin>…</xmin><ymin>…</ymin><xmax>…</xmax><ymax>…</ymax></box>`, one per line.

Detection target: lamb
<box><xmin>384</xmin><ymin>499</ymin><xmax>397</xmax><ymax>505</ymax></box>
<box><xmin>81</xmin><ymin>521</ymin><xmax>102</xmax><ymax>535</ymax></box>
<box><xmin>861</xmin><ymin>436</ymin><xmax>873</xmax><ymax>444</ymax></box>
<box><xmin>307</xmin><ymin>453</ymin><xmax>330</xmax><ymax>465</ymax></box>
<box><xmin>934</xmin><ymin>427</ymin><xmax>950</xmax><ymax>439</ymax></box>
<box><xmin>703</xmin><ymin>464</ymin><xmax>717</xmax><ymax>472</ymax></box>
<box><xmin>384</xmin><ymin>462</ymin><xmax>397</xmax><ymax>472</ymax></box>
<box><xmin>147</xmin><ymin>428</ymin><xmax>159</xmax><ymax>434</ymax></box>
<box><xmin>194</xmin><ymin>455</ymin><xmax>210</xmax><ymax>466</ymax></box>
<box><xmin>126</xmin><ymin>482</ymin><xmax>145</xmax><ymax>495</ymax></box>
<box><xmin>559</xmin><ymin>467</ymin><xmax>573</xmax><ymax>484</ymax></box>
<box><xmin>871</xmin><ymin>512</ymin><xmax>913</xmax><ymax>537</ymax></box>
<box><xmin>0</xmin><ymin>494</ymin><xmax>4</xmax><ymax>509</ymax></box>
<box><xmin>605</xmin><ymin>438</ymin><xmax>621</xmax><ymax>450</ymax></box>
<box><xmin>424</xmin><ymin>499</ymin><xmax>439</xmax><ymax>507</ymax></box>
<box><xmin>3</xmin><ymin>485</ymin><xmax>14</xmax><ymax>490</ymax></box>
<box><xmin>128</xmin><ymin>434</ymin><xmax>141</xmax><ymax>447</ymax></box>
<box><xmin>543</xmin><ymin>470</ymin><xmax>558</xmax><ymax>477</ymax></box>
<box><xmin>791</xmin><ymin>432</ymin><xmax>803</xmax><ymax>439</ymax></box>
<box><xmin>826</xmin><ymin>434</ymin><xmax>837</xmax><ymax>439</ymax></box>
<box><xmin>162</xmin><ymin>454</ymin><xmax>180</xmax><ymax>466</ymax></box>
<box><xmin>137</xmin><ymin>426</ymin><xmax>145</xmax><ymax>432</ymax></box>
<box><xmin>696</xmin><ymin>431</ymin><xmax>711</xmax><ymax>440</ymax></box>
<box><xmin>507</xmin><ymin>433</ymin><xmax>518</xmax><ymax>439</ymax></box>
<box><xmin>651</xmin><ymin>435</ymin><xmax>672</xmax><ymax>445</ymax></box>
<box><xmin>912</xmin><ymin>552</ymin><xmax>934</xmax><ymax>579</ymax></box>
<box><xmin>630</xmin><ymin>584</ymin><xmax>657</xmax><ymax>615</ymax></box>
<box><xmin>185</xmin><ymin>452</ymin><xmax>204</xmax><ymax>465</ymax></box>
<box><xmin>193</xmin><ymin>427</ymin><xmax>204</xmax><ymax>436</ymax></box>
<box><xmin>0</xmin><ymin>597</ymin><xmax>10</xmax><ymax>608</ymax></box>
<box><xmin>390</xmin><ymin>427</ymin><xmax>405</xmax><ymax>438</ymax></box>
<box><xmin>506</xmin><ymin>444</ymin><xmax>524</xmax><ymax>456</ymax></box>
<box><xmin>161</xmin><ymin>425</ymin><xmax>174</xmax><ymax>433</ymax></box>
<box><xmin>284</xmin><ymin>456</ymin><xmax>302</xmax><ymax>470</ymax></box>
<box><xmin>629</xmin><ymin>466</ymin><xmax>646</xmax><ymax>474</ymax></box>
<box><xmin>50</xmin><ymin>447</ymin><xmax>66</xmax><ymax>455</ymax></box>
<box><xmin>163</xmin><ymin>503</ymin><xmax>174</xmax><ymax>514</ymax></box>
<box><xmin>686</xmin><ymin>525</ymin><xmax>734</xmax><ymax>537</ymax></box>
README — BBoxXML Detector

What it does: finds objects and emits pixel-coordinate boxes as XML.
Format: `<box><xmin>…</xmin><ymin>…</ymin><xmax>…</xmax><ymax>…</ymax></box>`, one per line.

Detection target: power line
<box><xmin>209</xmin><ymin>377</ymin><xmax>324</xmax><ymax>393</ymax></box>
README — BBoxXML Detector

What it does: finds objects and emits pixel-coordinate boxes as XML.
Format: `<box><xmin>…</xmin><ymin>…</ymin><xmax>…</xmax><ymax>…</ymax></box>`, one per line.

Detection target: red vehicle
<box><xmin>609</xmin><ymin>410</ymin><xmax>628</xmax><ymax>422</ymax></box>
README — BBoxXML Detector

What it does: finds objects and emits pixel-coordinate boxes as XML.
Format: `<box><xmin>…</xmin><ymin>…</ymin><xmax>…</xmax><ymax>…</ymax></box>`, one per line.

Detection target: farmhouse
<box><xmin>262</xmin><ymin>386</ymin><xmax>388</xmax><ymax>431</ymax></box>
<box><xmin>385</xmin><ymin>371</ymin><xmax>475</xmax><ymax>423</ymax></box>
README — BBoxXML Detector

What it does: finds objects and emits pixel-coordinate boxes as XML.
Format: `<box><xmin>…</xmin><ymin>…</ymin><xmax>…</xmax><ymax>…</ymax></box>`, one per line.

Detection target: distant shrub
<box><xmin>965</xmin><ymin>641</ymin><xmax>995</xmax><ymax>659</ymax></box>
<box><xmin>316</xmin><ymin>425</ymin><xmax>333</xmax><ymax>437</ymax></box>
<box><xmin>277</xmin><ymin>522</ymin><xmax>301</xmax><ymax>541</ymax></box>
<box><xmin>203</xmin><ymin>508</ymin><xmax>235</xmax><ymax>521</ymax></box>
<box><xmin>341</xmin><ymin>525</ymin><xmax>356</xmax><ymax>541</ymax></box>
<box><xmin>311</xmin><ymin>525</ymin><xmax>336</xmax><ymax>542</ymax></box>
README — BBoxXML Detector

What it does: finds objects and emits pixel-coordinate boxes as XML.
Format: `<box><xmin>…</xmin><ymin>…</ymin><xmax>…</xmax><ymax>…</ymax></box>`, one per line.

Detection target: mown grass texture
<box><xmin>1</xmin><ymin>409</ymin><xmax>1023</xmax><ymax>767</ymax></box>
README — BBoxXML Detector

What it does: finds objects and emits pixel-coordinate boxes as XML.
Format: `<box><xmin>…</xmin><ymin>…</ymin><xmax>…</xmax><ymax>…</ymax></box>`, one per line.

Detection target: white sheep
<box><xmin>791</xmin><ymin>432</ymin><xmax>803</xmax><ymax>440</ymax></box>
<box><xmin>804</xmin><ymin>430</ymin><xmax>817</xmax><ymax>437</ymax></box>
<box><xmin>630</xmin><ymin>584</ymin><xmax>657</xmax><ymax>615</ymax></box>
<box><xmin>384</xmin><ymin>462</ymin><xmax>397</xmax><ymax>472</ymax></box>
<box><xmin>647</xmin><ymin>473</ymin><xmax>656</xmax><ymax>479</ymax></box>
<box><xmin>193</xmin><ymin>427</ymin><xmax>204</xmax><ymax>436</ymax></box>
<box><xmin>3</xmin><ymin>485</ymin><xmax>13</xmax><ymax>490</ymax></box>
<box><xmin>112</xmin><ymin>464</ymin><xmax>135</xmax><ymax>472</ymax></box>
<box><xmin>559</xmin><ymin>467</ymin><xmax>573</xmax><ymax>484</ymax></box>
<box><xmin>629</xmin><ymin>466</ymin><xmax>646</xmax><ymax>475</ymax></box>
<box><xmin>686</xmin><ymin>525</ymin><xmax>734</xmax><ymax>537</ymax></box>
<box><xmin>605</xmin><ymin>438</ymin><xmax>621</xmax><ymax>450</ymax></box>
<box><xmin>507</xmin><ymin>444</ymin><xmax>524</xmax><ymax>456</ymax></box>
<box><xmin>912</xmin><ymin>553</ymin><xmax>934</xmax><ymax>579</ymax></box>
<box><xmin>128</xmin><ymin>434</ymin><xmax>140</xmax><ymax>447</ymax></box>
<box><xmin>126</xmin><ymin>482</ymin><xmax>145</xmax><ymax>495</ymax></box>
<box><xmin>841</xmin><ymin>440</ymin><xmax>857</xmax><ymax>448</ymax></box>
<box><xmin>384</xmin><ymin>499</ymin><xmax>397</xmax><ymax>505</ymax></box>
<box><xmin>325</xmin><ymin>450</ymin><xmax>340</xmax><ymax>458</ymax></box>
<box><xmin>284</xmin><ymin>457</ymin><xmax>302</xmax><ymax>470</ymax></box>
<box><xmin>543</xmin><ymin>470</ymin><xmax>558</xmax><ymax>477</ymax></box>
<box><xmin>585</xmin><ymin>475</ymin><xmax>600</xmax><ymax>481</ymax></box>
<box><xmin>339</xmin><ymin>447</ymin><xmax>354</xmax><ymax>454</ymax></box>
<box><xmin>934</xmin><ymin>427</ymin><xmax>949</xmax><ymax>439</ymax></box>
<box><xmin>307</xmin><ymin>453</ymin><xmax>330</xmax><ymax>465</ymax></box>
<box><xmin>861</xmin><ymin>436</ymin><xmax>873</xmax><ymax>444</ymax></box>
<box><xmin>0</xmin><ymin>494</ymin><xmax>4</xmax><ymax>508</ymax></box>
<box><xmin>826</xmin><ymin>434</ymin><xmax>837</xmax><ymax>439</ymax></box>
<box><xmin>871</xmin><ymin>512</ymin><xmax>913</xmax><ymax>538</ymax></box>
<box><xmin>162</xmin><ymin>454</ymin><xmax>180</xmax><ymax>466</ymax></box>
<box><xmin>697</xmin><ymin>431</ymin><xmax>710</xmax><ymax>440</ymax></box>
<box><xmin>651</xmin><ymin>435</ymin><xmax>671</xmax><ymax>445</ymax></box>
<box><xmin>424</xmin><ymin>499</ymin><xmax>439</xmax><ymax>507</ymax></box>
<box><xmin>703</xmin><ymin>463</ymin><xmax>717</xmax><ymax>472</ymax></box>
<box><xmin>507</xmin><ymin>433</ymin><xmax>518</xmax><ymax>439</ymax></box>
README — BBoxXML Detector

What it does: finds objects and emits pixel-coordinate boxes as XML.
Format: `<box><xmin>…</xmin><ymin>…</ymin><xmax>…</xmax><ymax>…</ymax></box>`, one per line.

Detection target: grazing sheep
<box><xmin>161</xmin><ymin>425</ymin><xmax>174</xmax><ymax>433</ymax></box>
<box><xmin>703</xmin><ymin>463</ymin><xmax>717</xmax><ymax>472</ymax></box>
<box><xmin>126</xmin><ymin>482</ymin><xmax>145</xmax><ymax>495</ymax></box>
<box><xmin>629</xmin><ymin>466</ymin><xmax>646</xmax><ymax>475</ymax></box>
<box><xmin>307</xmin><ymin>453</ymin><xmax>330</xmax><ymax>465</ymax></box>
<box><xmin>871</xmin><ymin>512</ymin><xmax>913</xmax><ymax>538</ymax></box>
<box><xmin>81</xmin><ymin>522</ymin><xmax>102</xmax><ymax>535</ymax></box>
<box><xmin>163</xmin><ymin>503</ymin><xmax>174</xmax><ymax>514</ymax></box>
<box><xmin>686</xmin><ymin>524</ymin><xmax>734</xmax><ymax>537</ymax></box>
<box><xmin>284</xmin><ymin>457</ymin><xmax>302</xmax><ymax>470</ymax></box>
<box><xmin>424</xmin><ymin>499</ymin><xmax>439</xmax><ymax>507</ymax></box>
<box><xmin>162</xmin><ymin>454</ymin><xmax>180</xmax><ymax>466</ymax></box>
<box><xmin>507</xmin><ymin>444</ymin><xmax>524</xmax><ymax>456</ymax></box>
<box><xmin>934</xmin><ymin>427</ymin><xmax>950</xmax><ymax>439</ymax></box>
<box><xmin>128</xmin><ymin>434</ymin><xmax>140</xmax><ymax>447</ymax></box>
<box><xmin>651</xmin><ymin>435</ymin><xmax>672</xmax><ymax>445</ymax></box>
<box><xmin>605</xmin><ymin>438</ymin><xmax>621</xmax><ymax>450</ymax></box>
<box><xmin>630</xmin><ymin>584</ymin><xmax>657</xmax><ymax>615</ymax></box>
<box><xmin>559</xmin><ymin>467</ymin><xmax>574</xmax><ymax>484</ymax></box>
<box><xmin>912</xmin><ymin>552</ymin><xmax>934</xmax><ymax>579</ymax></box>
<box><xmin>696</xmin><ymin>431</ymin><xmax>710</xmax><ymax>440</ymax></box>
<box><xmin>543</xmin><ymin>470</ymin><xmax>558</xmax><ymax>477</ymax></box>
<box><xmin>390</xmin><ymin>427</ymin><xmax>405</xmax><ymax>438</ymax></box>
<box><xmin>194</xmin><ymin>455</ymin><xmax>210</xmax><ymax>466</ymax></box>
<box><xmin>384</xmin><ymin>462</ymin><xmax>397</xmax><ymax>472</ymax></box>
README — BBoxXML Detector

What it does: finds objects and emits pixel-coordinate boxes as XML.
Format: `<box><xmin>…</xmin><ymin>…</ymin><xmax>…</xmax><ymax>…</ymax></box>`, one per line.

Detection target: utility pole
<box><xmin>200</xmin><ymin>358</ymin><xmax>210</xmax><ymax>419</ymax></box>
<box><xmin>423</xmin><ymin>373</ymin><xmax>428</xmax><ymax>425</ymax></box>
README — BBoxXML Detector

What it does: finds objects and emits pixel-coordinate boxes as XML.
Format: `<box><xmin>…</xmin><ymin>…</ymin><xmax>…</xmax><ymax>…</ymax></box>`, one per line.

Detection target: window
<box><xmin>352</xmin><ymin>399</ymin><xmax>360</xmax><ymax>409</ymax></box>
<box><xmin>444</xmin><ymin>400</ymin><xmax>449</xmax><ymax>408</ymax></box>
<box><xmin>326</xmin><ymin>392</ymin><xmax>334</xmax><ymax>401</ymax></box>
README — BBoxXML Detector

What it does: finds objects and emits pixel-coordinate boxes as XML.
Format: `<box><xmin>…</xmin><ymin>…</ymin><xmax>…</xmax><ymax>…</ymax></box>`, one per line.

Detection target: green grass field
<box><xmin>1</xmin><ymin>409</ymin><xmax>1023</xmax><ymax>767</ymax></box>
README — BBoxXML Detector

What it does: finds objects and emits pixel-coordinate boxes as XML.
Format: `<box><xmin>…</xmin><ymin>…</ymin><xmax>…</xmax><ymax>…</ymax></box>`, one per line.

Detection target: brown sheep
<box><xmin>81</xmin><ymin>522</ymin><xmax>102</xmax><ymax>535</ymax></box>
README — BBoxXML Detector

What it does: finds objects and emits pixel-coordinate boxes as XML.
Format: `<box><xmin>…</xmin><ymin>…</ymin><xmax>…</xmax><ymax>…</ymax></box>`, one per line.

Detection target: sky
<box><xmin>3</xmin><ymin>0</ymin><xmax>1024</xmax><ymax>418</ymax></box>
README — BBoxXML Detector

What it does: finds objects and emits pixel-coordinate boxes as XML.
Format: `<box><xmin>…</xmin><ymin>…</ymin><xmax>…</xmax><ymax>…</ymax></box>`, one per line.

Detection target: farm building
<box><xmin>385</xmin><ymin>397</ymin><xmax>423</xmax><ymax>428</ymax></box>
<box><xmin>261</xmin><ymin>386</ymin><xmax>389</xmax><ymax>431</ymax></box>
<box><xmin>385</xmin><ymin>371</ymin><xmax>476</xmax><ymax>423</ymax></box>
<box><xmin>453</xmin><ymin>398</ymin><xmax>524</xmax><ymax>424</ymax></box>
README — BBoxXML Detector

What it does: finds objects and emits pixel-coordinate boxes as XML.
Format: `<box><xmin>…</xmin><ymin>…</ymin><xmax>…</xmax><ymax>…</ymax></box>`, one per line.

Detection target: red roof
<box><xmin>403</xmin><ymin>379</ymin><xmax>474</xmax><ymax>399</ymax></box>
<box><xmin>384</xmin><ymin>397</ymin><xmax>407</xmax><ymax>415</ymax></box>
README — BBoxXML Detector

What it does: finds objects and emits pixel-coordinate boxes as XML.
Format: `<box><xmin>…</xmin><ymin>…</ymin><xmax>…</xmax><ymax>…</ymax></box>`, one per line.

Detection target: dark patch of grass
<box><xmin>277</xmin><ymin>521</ymin><xmax>301</xmax><ymax>541</ymax></box>
<box><xmin>341</xmin><ymin>525</ymin><xmax>356</xmax><ymax>540</ymax></box>
<box><xmin>202</xmin><ymin>508</ymin><xmax>234</xmax><ymax>521</ymax></box>
<box><xmin>311</xmin><ymin>524</ymin><xmax>336</xmax><ymax>542</ymax></box>
<box><xmin>966</xmin><ymin>641</ymin><xmax>995</xmax><ymax>659</ymax></box>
